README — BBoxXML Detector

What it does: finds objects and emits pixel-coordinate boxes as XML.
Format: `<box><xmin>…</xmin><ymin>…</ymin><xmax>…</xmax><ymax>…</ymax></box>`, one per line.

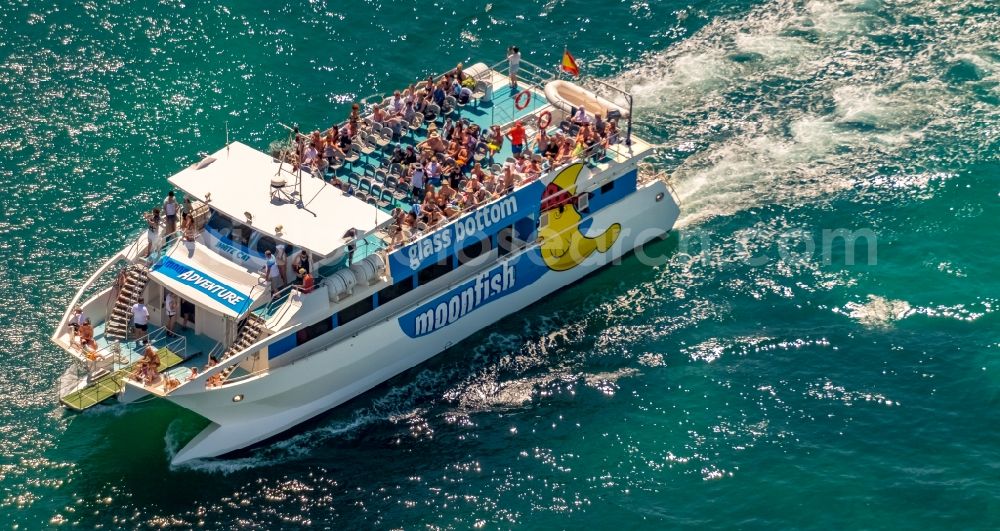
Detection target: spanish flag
<box><xmin>561</xmin><ymin>49</ymin><xmax>580</xmax><ymax>77</ymax></box>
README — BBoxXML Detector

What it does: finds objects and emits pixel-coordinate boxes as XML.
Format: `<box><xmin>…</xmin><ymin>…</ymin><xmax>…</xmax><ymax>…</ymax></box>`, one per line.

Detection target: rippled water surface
<box><xmin>1</xmin><ymin>0</ymin><xmax>998</xmax><ymax>528</ymax></box>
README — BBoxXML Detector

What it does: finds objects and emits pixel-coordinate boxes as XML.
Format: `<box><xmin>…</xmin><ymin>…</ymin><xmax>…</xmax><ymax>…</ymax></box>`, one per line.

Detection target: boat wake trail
<box><xmin>619</xmin><ymin>0</ymin><xmax>1000</xmax><ymax>228</ymax></box>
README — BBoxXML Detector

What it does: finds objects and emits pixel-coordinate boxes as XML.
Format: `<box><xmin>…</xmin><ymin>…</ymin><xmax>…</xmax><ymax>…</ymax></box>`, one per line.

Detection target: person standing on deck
<box><xmin>143</xmin><ymin>208</ymin><xmax>160</xmax><ymax>257</ymax></box>
<box><xmin>165</xmin><ymin>291</ymin><xmax>178</xmax><ymax>336</ymax></box>
<box><xmin>163</xmin><ymin>191</ymin><xmax>179</xmax><ymax>234</ymax></box>
<box><xmin>131</xmin><ymin>297</ymin><xmax>150</xmax><ymax>347</ymax></box>
<box><xmin>263</xmin><ymin>250</ymin><xmax>281</xmax><ymax>294</ymax></box>
<box><xmin>292</xmin><ymin>250</ymin><xmax>310</xmax><ymax>281</ymax></box>
<box><xmin>506</xmin><ymin>121</ymin><xmax>527</xmax><ymax>156</ymax></box>
<box><xmin>275</xmin><ymin>244</ymin><xmax>288</xmax><ymax>285</ymax></box>
<box><xmin>507</xmin><ymin>46</ymin><xmax>521</xmax><ymax>88</ymax></box>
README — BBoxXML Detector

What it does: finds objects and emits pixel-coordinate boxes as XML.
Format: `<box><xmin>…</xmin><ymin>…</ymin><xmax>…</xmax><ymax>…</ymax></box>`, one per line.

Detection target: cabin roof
<box><xmin>168</xmin><ymin>142</ymin><xmax>390</xmax><ymax>257</ymax></box>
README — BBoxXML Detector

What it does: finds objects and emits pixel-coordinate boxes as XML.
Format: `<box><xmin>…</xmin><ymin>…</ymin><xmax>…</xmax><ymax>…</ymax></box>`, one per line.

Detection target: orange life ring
<box><xmin>537</xmin><ymin>110</ymin><xmax>552</xmax><ymax>129</ymax></box>
<box><xmin>514</xmin><ymin>89</ymin><xmax>531</xmax><ymax>111</ymax></box>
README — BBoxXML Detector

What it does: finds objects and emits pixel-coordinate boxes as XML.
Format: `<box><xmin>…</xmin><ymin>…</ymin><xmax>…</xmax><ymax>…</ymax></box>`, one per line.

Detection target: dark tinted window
<box><xmin>255</xmin><ymin>234</ymin><xmax>278</xmax><ymax>255</ymax></box>
<box><xmin>601</xmin><ymin>180</ymin><xmax>615</xmax><ymax>194</ymax></box>
<box><xmin>206</xmin><ymin>213</ymin><xmax>233</xmax><ymax>236</ymax></box>
<box><xmin>338</xmin><ymin>296</ymin><xmax>375</xmax><ymax>326</ymax></box>
<box><xmin>457</xmin><ymin>237</ymin><xmax>491</xmax><ymax>265</ymax></box>
<box><xmin>497</xmin><ymin>226</ymin><xmax>514</xmax><ymax>257</ymax></box>
<box><xmin>418</xmin><ymin>256</ymin><xmax>454</xmax><ymax>284</ymax></box>
<box><xmin>296</xmin><ymin>317</ymin><xmax>334</xmax><ymax>345</ymax></box>
<box><xmin>377</xmin><ymin>277</ymin><xmax>414</xmax><ymax>306</ymax></box>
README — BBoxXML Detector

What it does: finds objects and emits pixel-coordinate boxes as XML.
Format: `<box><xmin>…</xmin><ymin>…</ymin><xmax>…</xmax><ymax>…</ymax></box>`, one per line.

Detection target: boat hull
<box><xmin>169</xmin><ymin>180</ymin><xmax>679</xmax><ymax>464</ymax></box>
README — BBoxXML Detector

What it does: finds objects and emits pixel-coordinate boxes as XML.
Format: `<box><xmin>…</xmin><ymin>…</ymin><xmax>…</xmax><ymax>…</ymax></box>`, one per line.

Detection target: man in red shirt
<box><xmin>506</xmin><ymin>121</ymin><xmax>527</xmax><ymax>155</ymax></box>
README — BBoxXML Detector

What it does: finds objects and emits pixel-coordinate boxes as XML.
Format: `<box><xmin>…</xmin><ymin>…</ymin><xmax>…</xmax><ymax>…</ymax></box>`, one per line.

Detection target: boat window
<box><xmin>338</xmin><ymin>295</ymin><xmax>374</xmax><ymax>326</ymax></box>
<box><xmin>255</xmin><ymin>234</ymin><xmax>279</xmax><ymax>255</ymax></box>
<box><xmin>417</xmin><ymin>256</ymin><xmax>454</xmax><ymax>285</ymax></box>
<box><xmin>206</xmin><ymin>212</ymin><xmax>234</xmax><ymax>237</ymax></box>
<box><xmin>457</xmin><ymin>236</ymin><xmax>491</xmax><ymax>265</ymax></box>
<box><xmin>297</xmin><ymin>317</ymin><xmax>334</xmax><ymax>345</ymax></box>
<box><xmin>497</xmin><ymin>226</ymin><xmax>515</xmax><ymax>257</ymax></box>
<box><xmin>377</xmin><ymin>276</ymin><xmax>414</xmax><ymax>306</ymax></box>
<box><xmin>601</xmin><ymin>181</ymin><xmax>615</xmax><ymax>194</ymax></box>
<box><xmin>230</xmin><ymin>223</ymin><xmax>252</xmax><ymax>246</ymax></box>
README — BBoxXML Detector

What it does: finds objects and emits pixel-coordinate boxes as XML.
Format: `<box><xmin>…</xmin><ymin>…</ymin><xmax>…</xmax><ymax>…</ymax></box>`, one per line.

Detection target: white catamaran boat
<box><xmin>53</xmin><ymin>58</ymin><xmax>680</xmax><ymax>464</ymax></box>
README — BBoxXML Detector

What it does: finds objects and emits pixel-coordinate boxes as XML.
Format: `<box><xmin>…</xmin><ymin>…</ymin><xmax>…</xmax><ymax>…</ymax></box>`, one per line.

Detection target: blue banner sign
<box><xmin>387</xmin><ymin>180</ymin><xmax>544</xmax><ymax>281</ymax></box>
<box><xmin>152</xmin><ymin>256</ymin><xmax>252</xmax><ymax>315</ymax></box>
<box><xmin>397</xmin><ymin>251</ymin><xmax>547</xmax><ymax>338</ymax></box>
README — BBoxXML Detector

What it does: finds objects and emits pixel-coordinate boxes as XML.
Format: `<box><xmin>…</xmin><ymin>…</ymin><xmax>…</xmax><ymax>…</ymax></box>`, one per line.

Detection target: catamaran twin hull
<box><xmin>166</xmin><ymin>171</ymin><xmax>677</xmax><ymax>463</ymax></box>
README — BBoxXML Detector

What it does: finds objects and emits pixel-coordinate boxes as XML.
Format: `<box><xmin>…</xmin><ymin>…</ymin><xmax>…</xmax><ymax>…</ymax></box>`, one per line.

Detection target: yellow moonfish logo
<box><xmin>538</xmin><ymin>163</ymin><xmax>621</xmax><ymax>271</ymax></box>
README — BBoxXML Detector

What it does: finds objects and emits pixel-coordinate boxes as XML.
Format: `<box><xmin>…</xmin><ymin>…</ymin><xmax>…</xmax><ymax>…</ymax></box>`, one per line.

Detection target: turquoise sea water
<box><xmin>1</xmin><ymin>0</ymin><xmax>998</xmax><ymax>527</ymax></box>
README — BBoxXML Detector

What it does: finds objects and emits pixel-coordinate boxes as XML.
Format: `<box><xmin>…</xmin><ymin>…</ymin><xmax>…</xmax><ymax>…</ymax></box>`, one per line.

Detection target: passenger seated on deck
<box><xmin>605</xmin><ymin>120</ymin><xmax>620</xmax><ymax>145</ymax></box>
<box><xmin>433</xmin><ymin>82</ymin><xmax>447</xmax><ymax>106</ymax></box>
<box><xmin>325</xmin><ymin>140</ymin><xmax>346</xmax><ymax>164</ymax></box>
<box><xmin>413</xmin><ymin>93</ymin><xmax>428</xmax><ymax>114</ymax></box>
<box><xmin>418</xmin><ymin>132</ymin><xmax>447</xmax><ymax>154</ymax></box>
<box><xmin>133</xmin><ymin>341</ymin><xmax>160</xmax><ymax>385</ymax></box>
<box><xmin>535</xmin><ymin>125</ymin><xmax>550</xmax><ymax>153</ymax></box>
<box><xmin>502</xmin><ymin>164</ymin><xmax>517</xmax><ymax>193</ymax></box>
<box><xmin>452</xmin><ymin>80</ymin><xmax>472</xmax><ymax>104</ymax></box>
<box><xmin>487</xmin><ymin>124</ymin><xmax>505</xmax><ymax>152</ymax></box>
<box><xmin>544</xmin><ymin>132</ymin><xmax>561</xmax><ymax>161</ymax></box>
<box><xmin>525</xmin><ymin>157</ymin><xmax>542</xmax><ymax>181</ymax></box>
<box><xmin>441</xmin><ymin>158</ymin><xmax>460</xmax><ymax>183</ymax></box>
<box><xmin>181</xmin><ymin>212</ymin><xmax>197</xmax><ymax>242</ymax></box>
<box><xmin>441</xmin><ymin>118</ymin><xmax>454</xmax><ymax>141</ymax></box>
<box><xmin>471</xmin><ymin>162</ymin><xmax>487</xmax><ymax>182</ymax></box>
<box><xmin>572</xmin><ymin>106</ymin><xmax>592</xmax><ymax>125</ymax></box>
<box><xmin>297</xmin><ymin>268</ymin><xmax>315</xmax><ymax>294</ymax></box>
<box><xmin>68</xmin><ymin>306</ymin><xmax>85</xmax><ymax>335</ymax></box>
<box><xmin>292</xmin><ymin>250</ymin><xmax>310</xmax><ymax>278</ymax></box>
<box><xmin>187</xmin><ymin>366</ymin><xmax>199</xmax><ymax>381</ymax></box>
<box><xmin>164</xmin><ymin>376</ymin><xmax>181</xmax><ymax>392</ymax></box>
<box><xmin>455</xmin><ymin>145</ymin><xmax>470</xmax><ymax>169</ymax></box>
<box><xmin>438</xmin><ymin>180</ymin><xmax>457</xmax><ymax>202</ymax></box>
<box><xmin>401</xmin><ymin>145</ymin><xmax>417</xmax><ymax>165</ymax></box>
<box><xmin>78</xmin><ymin>318</ymin><xmax>97</xmax><ymax>352</ymax></box>
<box><xmin>557</xmin><ymin>134</ymin><xmax>575</xmax><ymax>164</ymax></box>
<box><xmin>389</xmin><ymin>90</ymin><xmax>405</xmax><ymax>115</ymax></box>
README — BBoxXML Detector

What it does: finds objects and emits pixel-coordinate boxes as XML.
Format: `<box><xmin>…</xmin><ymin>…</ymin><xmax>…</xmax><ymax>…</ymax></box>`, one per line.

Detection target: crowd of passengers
<box><xmin>288</xmin><ymin>62</ymin><xmax>622</xmax><ymax>248</ymax></box>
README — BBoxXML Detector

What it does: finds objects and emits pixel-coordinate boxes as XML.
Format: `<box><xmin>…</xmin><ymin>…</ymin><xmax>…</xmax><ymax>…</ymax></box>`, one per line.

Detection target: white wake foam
<box><xmin>619</xmin><ymin>0</ymin><xmax>999</xmax><ymax>227</ymax></box>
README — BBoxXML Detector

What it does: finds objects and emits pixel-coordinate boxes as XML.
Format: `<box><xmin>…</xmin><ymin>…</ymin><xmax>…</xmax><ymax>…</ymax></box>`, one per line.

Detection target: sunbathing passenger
<box><xmin>389</xmin><ymin>90</ymin><xmax>404</xmax><ymax>115</ymax></box>
<box><xmin>535</xmin><ymin>126</ymin><xmax>550</xmax><ymax>153</ymax></box>
<box><xmin>418</xmin><ymin>132</ymin><xmax>447</xmax><ymax>154</ymax></box>
<box><xmin>78</xmin><ymin>318</ymin><xmax>97</xmax><ymax>351</ymax></box>
<box><xmin>372</xmin><ymin>104</ymin><xmax>387</xmax><ymax>125</ymax></box>
<box><xmin>471</xmin><ymin>162</ymin><xmax>487</xmax><ymax>181</ymax></box>
<box><xmin>438</xmin><ymin>180</ymin><xmax>457</xmax><ymax>202</ymax></box>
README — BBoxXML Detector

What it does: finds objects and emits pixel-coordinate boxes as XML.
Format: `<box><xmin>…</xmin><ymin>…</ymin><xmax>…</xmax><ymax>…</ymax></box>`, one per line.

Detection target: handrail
<box><xmin>52</xmin><ymin>247</ymin><xmax>128</xmax><ymax>346</ymax></box>
<box><xmin>164</xmin><ymin>322</ymin><xmax>305</xmax><ymax>396</ymax></box>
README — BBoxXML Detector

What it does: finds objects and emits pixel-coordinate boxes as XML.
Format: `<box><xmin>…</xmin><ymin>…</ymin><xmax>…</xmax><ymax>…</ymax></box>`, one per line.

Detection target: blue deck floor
<box><xmin>324</xmin><ymin>82</ymin><xmax>549</xmax><ymax>211</ymax></box>
<box><xmin>92</xmin><ymin>320</ymin><xmax>219</xmax><ymax>375</ymax></box>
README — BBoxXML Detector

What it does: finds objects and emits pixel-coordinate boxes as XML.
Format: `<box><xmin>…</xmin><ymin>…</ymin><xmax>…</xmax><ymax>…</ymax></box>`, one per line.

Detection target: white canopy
<box><xmin>168</xmin><ymin>141</ymin><xmax>390</xmax><ymax>257</ymax></box>
<box><xmin>150</xmin><ymin>240</ymin><xmax>266</xmax><ymax>319</ymax></box>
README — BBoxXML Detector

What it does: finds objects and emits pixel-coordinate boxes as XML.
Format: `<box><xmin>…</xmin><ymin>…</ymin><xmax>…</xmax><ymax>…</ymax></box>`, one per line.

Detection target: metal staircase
<box><xmin>105</xmin><ymin>264</ymin><xmax>150</xmax><ymax>341</ymax></box>
<box><xmin>217</xmin><ymin>314</ymin><xmax>267</xmax><ymax>382</ymax></box>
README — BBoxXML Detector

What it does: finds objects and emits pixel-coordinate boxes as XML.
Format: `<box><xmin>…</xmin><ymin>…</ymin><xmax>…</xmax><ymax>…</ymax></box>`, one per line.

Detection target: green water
<box><xmin>1</xmin><ymin>0</ymin><xmax>998</xmax><ymax>528</ymax></box>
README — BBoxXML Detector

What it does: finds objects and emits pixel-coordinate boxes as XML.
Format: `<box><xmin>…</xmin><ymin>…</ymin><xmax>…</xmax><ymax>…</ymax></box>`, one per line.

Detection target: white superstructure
<box><xmin>52</xmin><ymin>57</ymin><xmax>680</xmax><ymax>464</ymax></box>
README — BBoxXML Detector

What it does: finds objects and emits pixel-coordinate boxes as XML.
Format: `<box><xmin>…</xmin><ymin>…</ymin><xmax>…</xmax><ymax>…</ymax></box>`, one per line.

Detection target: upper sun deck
<box><xmin>168</xmin><ymin>141</ymin><xmax>391</xmax><ymax>258</ymax></box>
